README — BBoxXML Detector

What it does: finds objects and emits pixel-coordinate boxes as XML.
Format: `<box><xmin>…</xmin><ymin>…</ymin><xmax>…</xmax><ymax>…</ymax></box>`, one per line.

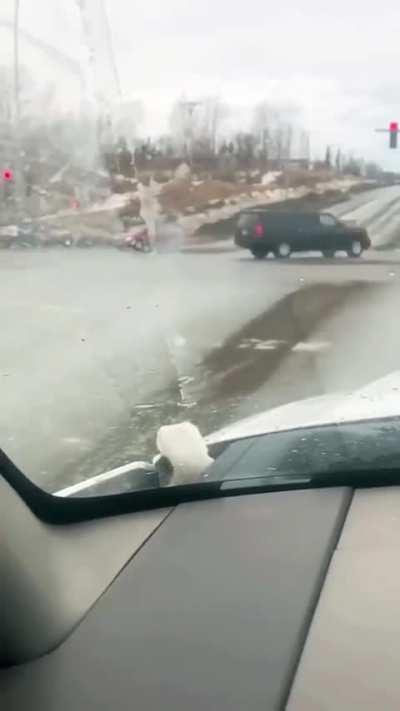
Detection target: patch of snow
<box><xmin>174</xmin><ymin>162</ymin><xmax>191</xmax><ymax>181</ymax></box>
<box><xmin>86</xmin><ymin>193</ymin><xmax>131</xmax><ymax>213</ymax></box>
<box><xmin>0</xmin><ymin>225</ymin><xmax>18</xmax><ymax>236</ymax></box>
<box><xmin>176</xmin><ymin>177</ymin><xmax>363</xmax><ymax>236</ymax></box>
<box><xmin>261</xmin><ymin>171</ymin><xmax>282</xmax><ymax>185</ymax></box>
<box><xmin>49</xmin><ymin>162</ymin><xmax>71</xmax><ymax>184</ymax></box>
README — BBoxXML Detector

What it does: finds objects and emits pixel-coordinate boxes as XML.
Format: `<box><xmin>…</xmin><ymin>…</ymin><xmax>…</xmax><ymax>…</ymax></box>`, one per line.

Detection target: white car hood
<box><xmin>58</xmin><ymin>372</ymin><xmax>400</xmax><ymax>498</ymax></box>
<box><xmin>206</xmin><ymin>372</ymin><xmax>400</xmax><ymax>445</ymax></box>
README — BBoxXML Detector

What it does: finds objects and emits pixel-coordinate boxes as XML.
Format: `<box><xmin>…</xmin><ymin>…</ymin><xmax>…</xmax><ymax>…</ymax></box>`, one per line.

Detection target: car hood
<box><xmin>206</xmin><ymin>371</ymin><xmax>400</xmax><ymax>445</ymax></box>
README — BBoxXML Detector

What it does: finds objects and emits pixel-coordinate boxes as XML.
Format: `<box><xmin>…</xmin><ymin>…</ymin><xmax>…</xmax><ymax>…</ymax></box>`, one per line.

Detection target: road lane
<box><xmin>330</xmin><ymin>184</ymin><xmax>400</xmax><ymax>248</ymax></box>
<box><xmin>2</xmin><ymin>185</ymin><xmax>400</xmax><ymax>490</ymax></box>
<box><xmin>0</xmin><ymin>248</ymin><xmax>298</xmax><ymax>484</ymax></box>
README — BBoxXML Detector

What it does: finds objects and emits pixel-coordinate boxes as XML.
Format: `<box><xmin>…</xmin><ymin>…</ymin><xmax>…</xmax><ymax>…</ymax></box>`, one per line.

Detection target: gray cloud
<box><xmin>1</xmin><ymin>0</ymin><xmax>399</xmax><ymax>165</ymax></box>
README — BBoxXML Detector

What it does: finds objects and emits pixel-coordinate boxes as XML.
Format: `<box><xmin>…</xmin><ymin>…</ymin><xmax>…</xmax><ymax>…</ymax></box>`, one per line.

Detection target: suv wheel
<box><xmin>347</xmin><ymin>240</ymin><xmax>363</xmax><ymax>258</ymax></box>
<box><xmin>251</xmin><ymin>247</ymin><xmax>267</xmax><ymax>260</ymax></box>
<box><xmin>274</xmin><ymin>242</ymin><xmax>291</xmax><ymax>259</ymax></box>
<box><xmin>322</xmin><ymin>250</ymin><xmax>335</xmax><ymax>258</ymax></box>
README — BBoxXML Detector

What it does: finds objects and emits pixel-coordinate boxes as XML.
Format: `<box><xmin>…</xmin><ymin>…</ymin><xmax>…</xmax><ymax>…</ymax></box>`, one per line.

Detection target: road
<box><xmin>2</xmin><ymin>184</ymin><xmax>400</xmax><ymax>491</ymax></box>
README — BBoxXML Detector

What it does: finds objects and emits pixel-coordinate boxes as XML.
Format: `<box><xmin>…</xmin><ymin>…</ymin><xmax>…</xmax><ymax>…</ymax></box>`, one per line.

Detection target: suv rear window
<box><xmin>238</xmin><ymin>213</ymin><xmax>258</xmax><ymax>229</ymax></box>
<box><xmin>319</xmin><ymin>214</ymin><xmax>336</xmax><ymax>226</ymax></box>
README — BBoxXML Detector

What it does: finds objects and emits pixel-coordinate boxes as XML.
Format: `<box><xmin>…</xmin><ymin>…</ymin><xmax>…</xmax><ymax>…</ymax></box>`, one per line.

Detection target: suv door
<box><xmin>294</xmin><ymin>213</ymin><xmax>320</xmax><ymax>251</ymax></box>
<box><xmin>318</xmin><ymin>213</ymin><xmax>344</xmax><ymax>251</ymax></box>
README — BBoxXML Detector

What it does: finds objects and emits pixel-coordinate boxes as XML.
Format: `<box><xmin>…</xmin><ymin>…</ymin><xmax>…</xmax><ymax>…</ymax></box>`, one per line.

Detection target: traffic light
<box><xmin>1</xmin><ymin>168</ymin><xmax>14</xmax><ymax>200</ymax></box>
<box><xmin>2</xmin><ymin>169</ymin><xmax>14</xmax><ymax>182</ymax></box>
<box><xmin>389</xmin><ymin>122</ymin><xmax>398</xmax><ymax>149</ymax></box>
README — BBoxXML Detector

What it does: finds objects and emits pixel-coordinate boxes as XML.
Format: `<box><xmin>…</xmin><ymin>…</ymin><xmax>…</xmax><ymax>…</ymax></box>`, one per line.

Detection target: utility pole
<box><xmin>13</xmin><ymin>0</ymin><xmax>25</xmax><ymax>215</ymax></box>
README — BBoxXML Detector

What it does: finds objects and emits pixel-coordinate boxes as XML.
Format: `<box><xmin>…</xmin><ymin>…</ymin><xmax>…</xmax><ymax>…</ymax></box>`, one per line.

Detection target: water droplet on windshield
<box><xmin>266</xmin><ymin>465</ymin><xmax>278</xmax><ymax>472</ymax></box>
<box><xmin>298</xmin><ymin>277</ymin><xmax>305</xmax><ymax>284</ymax></box>
<box><xmin>389</xmin><ymin>271</ymin><xmax>396</xmax><ymax>278</ymax></box>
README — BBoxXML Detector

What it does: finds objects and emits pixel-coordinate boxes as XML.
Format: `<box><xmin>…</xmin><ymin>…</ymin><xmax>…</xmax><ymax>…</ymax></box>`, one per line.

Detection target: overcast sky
<box><xmin>1</xmin><ymin>0</ymin><xmax>400</xmax><ymax>166</ymax></box>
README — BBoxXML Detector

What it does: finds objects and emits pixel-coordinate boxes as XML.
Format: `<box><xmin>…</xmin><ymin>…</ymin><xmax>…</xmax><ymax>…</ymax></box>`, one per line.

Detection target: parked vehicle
<box><xmin>38</xmin><ymin>225</ymin><xmax>74</xmax><ymax>247</ymax></box>
<box><xmin>0</xmin><ymin>224</ymin><xmax>24</xmax><ymax>248</ymax></box>
<box><xmin>234</xmin><ymin>209</ymin><xmax>371</xmax><ymax>259</ymax></box>
<box><xmin>0</xmin><ymin>222</ymin><xmax>75</xmax><ymax>249</ymax></box>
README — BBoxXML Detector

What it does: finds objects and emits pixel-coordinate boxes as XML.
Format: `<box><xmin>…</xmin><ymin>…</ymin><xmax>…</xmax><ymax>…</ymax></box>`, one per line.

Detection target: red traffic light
<box><xmin>2</xmin><ymin>169</ymin><xmax>13</xmax><ymax>182</ymax></box>
<box><xmin>389</xmin><ymin>122</ymin><xmax>399</xmax><ymax>148</ymax></box>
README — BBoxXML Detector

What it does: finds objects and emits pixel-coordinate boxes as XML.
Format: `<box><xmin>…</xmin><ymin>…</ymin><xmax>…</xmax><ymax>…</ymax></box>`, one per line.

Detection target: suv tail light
<box><xmin>254</xmin><ymin>223</ymin><xmax>264</xmax><ymax>237</ymax></box>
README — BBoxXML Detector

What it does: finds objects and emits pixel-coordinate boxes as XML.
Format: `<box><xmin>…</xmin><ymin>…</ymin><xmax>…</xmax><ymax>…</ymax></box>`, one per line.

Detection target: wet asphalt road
<box><xmin>2</xmin><ymin>185</ymin><xmax>400</xmax><ymax>490</ymax></box>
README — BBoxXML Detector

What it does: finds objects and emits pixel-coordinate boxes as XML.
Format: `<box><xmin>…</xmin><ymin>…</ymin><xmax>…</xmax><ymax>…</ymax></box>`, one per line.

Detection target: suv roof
<box><xmin>243</xmin><ymin>207</ymin><xmax>320</xmax><ymax>215</ymax></box>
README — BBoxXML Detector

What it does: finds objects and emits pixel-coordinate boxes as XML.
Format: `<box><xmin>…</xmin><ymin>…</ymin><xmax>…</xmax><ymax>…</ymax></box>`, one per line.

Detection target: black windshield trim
<box><xmin>3</xmin><ymin>414</ymin><xmax>400</xmax><ymax>524</ymax></box>
<box><xmin>3</xmin><ymin>445</ymin><xmax>400</xmax><ymax>525</ymax></box>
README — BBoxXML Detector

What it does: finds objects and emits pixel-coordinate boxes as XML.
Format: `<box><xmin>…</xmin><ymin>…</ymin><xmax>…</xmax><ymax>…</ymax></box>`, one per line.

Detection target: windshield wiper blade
<box><xmin>310</xmin><ymin>467</ymin><xmax>400</xmax><ymax>488</ymax></box>
<box><xmin>221</xmin><ymin>474</ymin><xmax>311</xmax><ymax>490</ymax></box>
<box><xmin>221</xmin><ymin>467</ymin><xmax>400</xmax><ymax>492</ymax></box>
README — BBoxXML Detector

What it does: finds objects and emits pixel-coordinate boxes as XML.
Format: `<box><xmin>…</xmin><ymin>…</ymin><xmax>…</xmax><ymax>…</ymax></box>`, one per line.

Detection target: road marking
<box><xmin>134</xmin><ymin>403</ymin><xmax>160</xmax><ymax>410</ymax></box>
<box><xmin>237</xmin><ymin>338</ymin><xmax>331</xmax><ymax>353</ymax></box>
<box><xmin>61</xmin><ymin>436</ymin><xmax>92</xmax><ymax>447</ymax></box>
<box><xmin>254</xmin><ymin>340</ymin><xmax>286</xmax><ymax>350</ymax></box>
<box><xmin>179</xmin><ymin>375</ymin><xmax>195</xmax><ymax>386</ymax></box>
<box><xmin>238</xmin><ymin>339</ymin><xmax>285</xmax><ymax>350</ymax></box>
<box><xmin>291</xmin><ymin>341</ymin><xmax>331</xmax><ymax>353</ymax></box>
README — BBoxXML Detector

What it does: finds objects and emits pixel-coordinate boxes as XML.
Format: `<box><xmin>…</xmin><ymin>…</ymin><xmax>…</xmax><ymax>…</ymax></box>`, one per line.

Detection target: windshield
<box><xmin>1</xmin><ymin>1</ymin><xmax>400</xmax><ymax>497</ymax></box>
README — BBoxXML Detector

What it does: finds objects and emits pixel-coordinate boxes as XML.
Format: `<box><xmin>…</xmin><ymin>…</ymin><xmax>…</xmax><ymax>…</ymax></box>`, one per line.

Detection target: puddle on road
<box><xmin>56</xmin><ymin>280</ymin><xmax>381</xmax><ymax>488</ymax></box>
<box><xmin>197</xmin><ymin>281</ymin><xmax>375</xmax><ymax>402</ymax></box>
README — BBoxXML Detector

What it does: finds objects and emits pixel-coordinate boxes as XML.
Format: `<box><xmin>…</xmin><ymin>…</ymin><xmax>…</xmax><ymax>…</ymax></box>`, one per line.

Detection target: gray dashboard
<box><xmin>2</xmin><ymin>480</ymin><xmax>350</xmax><ymax>711</ymax></box>
<box><xmin>2</xmin><ymin>469</ymin><xmax>400</xmax><ymax>710</ymax></box>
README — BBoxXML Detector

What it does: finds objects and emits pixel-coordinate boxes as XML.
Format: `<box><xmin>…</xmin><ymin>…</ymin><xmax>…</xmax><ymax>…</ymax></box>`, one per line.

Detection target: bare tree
<box><xmin>300</xmin><ymin>130</ymin><xmax>310</xmax><ymax>162</ymax></box>
<box><xmin>364</xmin><ymin>161</ymin><xmax>381</xmax><ymax>179</ymax></box>
<box><xmin>283</xmin><ymin>123</ymin><xmax>293</xmax><ymax>160</ymax></box>
<box><xmin>253</xmin><ymin>100</ymin><xmax>302</xmax><ymax>164</ymax></box>
<box><xmin>168</xmin><ymin>98</ymin><xmax>198</xmax><ymax>160</ymax></box>
<box><xmin>253</xmin><ymin>101</ymin><xmax>275</xmax><ymax>160</ymax></box>
<box><xmin>168</xmin><ymin>96</ymin><xmax>229</xmax><ymax>160</ymax></box>
<box><xmin>114</xmin><ymin>100</ymin><xmax>145</xmax><ymax>148</ymax></box>
<box><xmin>325</xmin><ymin>145</ymin><xmax>332</xmax><ymax>168</ymax></box>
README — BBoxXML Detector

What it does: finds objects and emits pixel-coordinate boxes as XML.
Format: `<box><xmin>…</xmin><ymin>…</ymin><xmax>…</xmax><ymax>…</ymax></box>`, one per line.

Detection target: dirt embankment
<box><xmin>29</xmin><ymin>170</ymin><xmax>376</xmax><ymax>246</ymax></box>
<box><xmin>194</xmin><ymin>185</ymin><xmax>365</xmax><ymax>239</ymax></box>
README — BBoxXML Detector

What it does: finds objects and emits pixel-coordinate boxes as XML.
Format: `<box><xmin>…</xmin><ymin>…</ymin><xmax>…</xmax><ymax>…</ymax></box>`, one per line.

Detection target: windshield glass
<box><xmin>1</xmin><ymin>1</ymin><xmax>400</xmax><ymax>497</ymax></box>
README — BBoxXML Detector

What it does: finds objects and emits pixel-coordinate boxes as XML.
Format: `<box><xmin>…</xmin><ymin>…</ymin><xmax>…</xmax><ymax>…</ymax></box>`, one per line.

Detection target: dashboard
<box><xmin>1</xmin><ymin>447</ymin><xmax>399</xmax><ymax>709</ymax></box>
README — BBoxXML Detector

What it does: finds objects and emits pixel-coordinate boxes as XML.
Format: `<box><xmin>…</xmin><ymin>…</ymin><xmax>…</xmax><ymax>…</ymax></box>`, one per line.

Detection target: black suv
<box><xmin>234</xmin><ymin>209</ymin><xmax>371</xmax><ymax>259</ymax></box>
